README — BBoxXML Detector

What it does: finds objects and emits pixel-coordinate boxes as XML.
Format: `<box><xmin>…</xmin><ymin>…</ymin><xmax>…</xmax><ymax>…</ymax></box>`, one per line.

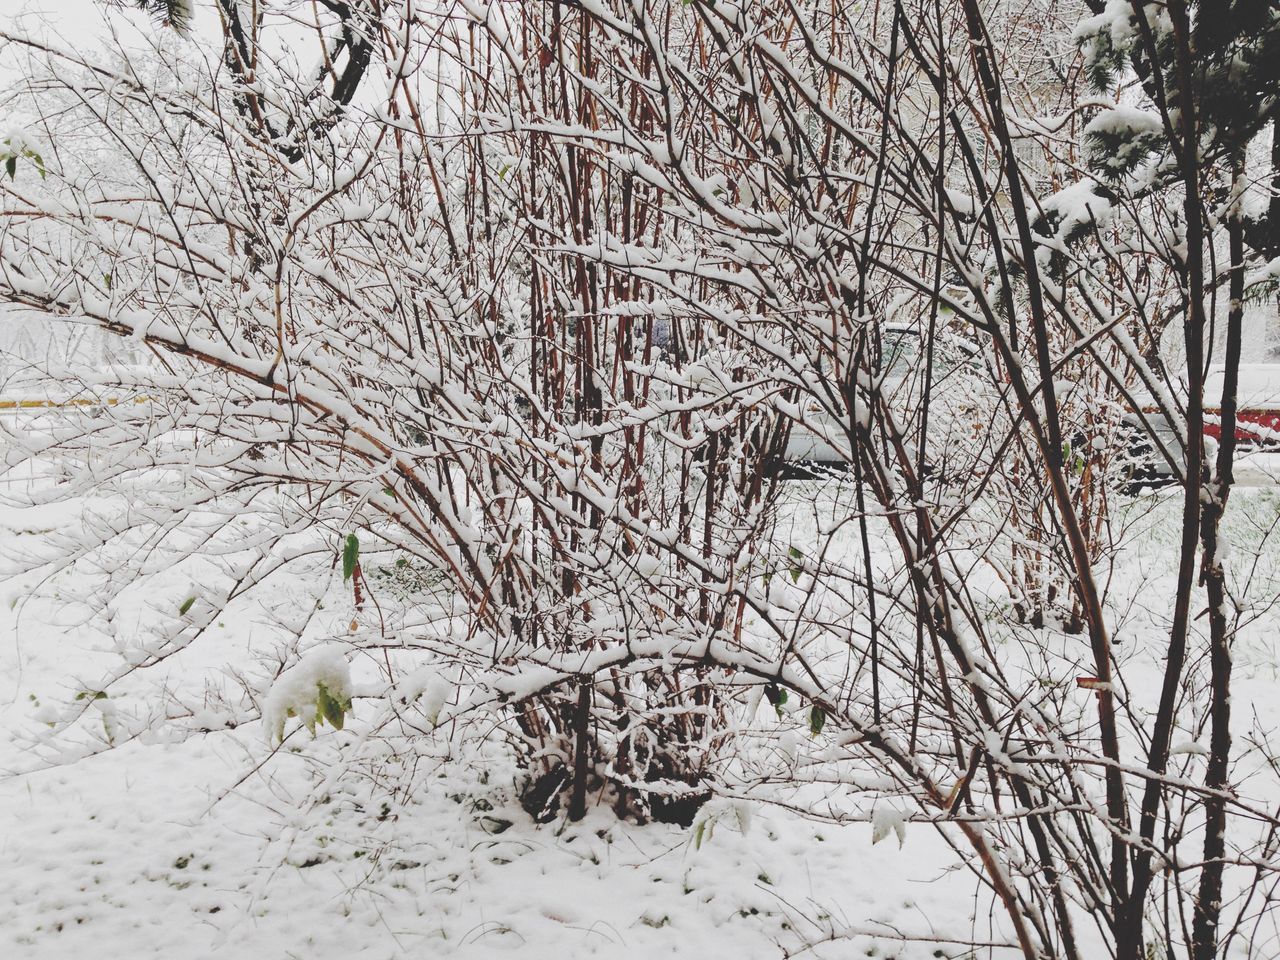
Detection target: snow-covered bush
<box><xmin>2</xmin><ymin>1</ymin><xmax>1279</xmax><ymax>959</ymax></box>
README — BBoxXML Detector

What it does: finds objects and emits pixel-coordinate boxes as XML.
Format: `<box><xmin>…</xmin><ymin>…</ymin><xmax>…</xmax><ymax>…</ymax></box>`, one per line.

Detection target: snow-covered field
<box><xmin>3</xmin><ymin>481</ymin><xmax>1280</xmax><ymax>959</ymax></box>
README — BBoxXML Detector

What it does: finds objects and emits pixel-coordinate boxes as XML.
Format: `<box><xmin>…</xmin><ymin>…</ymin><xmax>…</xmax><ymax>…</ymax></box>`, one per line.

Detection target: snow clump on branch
<box><xmin>263</xmin><ymin>647</ymin><xmax>354</xmax><ymax>744</ymax></box>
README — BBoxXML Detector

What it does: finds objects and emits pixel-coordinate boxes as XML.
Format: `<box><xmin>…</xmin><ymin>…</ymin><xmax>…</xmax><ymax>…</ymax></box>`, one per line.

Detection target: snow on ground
<box><xmin>0</xmin><ymin>488</ymin><xmax>997</xmax><ymax>960</ymax></box>
<box><xmin>0</xmin><ymin>733</ymin><xmax>983</xmax><ymax>959</ymax></box>
<box><xmin>1</xmin><ymin>478</ymin><xmax>1280</xmax><ymax>959</ymax></box>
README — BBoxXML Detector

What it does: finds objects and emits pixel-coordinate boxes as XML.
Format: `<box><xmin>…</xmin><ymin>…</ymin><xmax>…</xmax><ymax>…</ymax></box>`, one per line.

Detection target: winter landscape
<box><xmin>2</xmin><ymin>1</ymin><xmax>1280</xmax><ymax>958</ymax></box>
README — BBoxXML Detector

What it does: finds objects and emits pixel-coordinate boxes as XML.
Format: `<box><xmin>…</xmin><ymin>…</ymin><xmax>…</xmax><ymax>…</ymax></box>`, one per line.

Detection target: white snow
<box><xmin>262</xmin><ymin>647</ymin><xmax>353</xmax><ymax>744</ymax></box>
<box><xmin>871</xmin><ymin>805</ymin><xmax>908</xmax><ymax>848</ymax></box>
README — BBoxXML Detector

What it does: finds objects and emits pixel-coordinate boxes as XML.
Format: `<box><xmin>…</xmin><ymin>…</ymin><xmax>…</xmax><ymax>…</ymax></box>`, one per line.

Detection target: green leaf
<box><xmin>693</xmin><ymin>820</ymin><xmax>706</xmax><ymax>849</ymax></box>
<box><xmin>317</xmin><ymin>684</ymin><xmax>346</xmax><ymax>730</ymax></box>
<box><xmin>809</xmin><ymin>705</ymin><xmax>826</xmax><ymax>737</ymax></box>
<box><xmin>4</xmin><ymin>156</ymin><xmax>16</xmax><ymax>180</ymax></box>
<box><xmin>342</xmin><ymin>533</ymin><xmax>360</xmax><ymax>582</ymax></box>
<box><xmin>178</xmin><ymin>595</ymin><xmax>196</xmax><ymax>616</ymax></box>
<box><xmin>1061</xmin><ymin>441</ymin><xmax>1085</xmax><ymax>476</ymax></box>
<box><xmin>76</xmin><ymin>690</ymin><xmax>108</xmax><ymax>701</ymax></box>
<box><xmin>788</xmin><ymin>546</ymin><xmax>804</xmax><ymax>583</ymax></box>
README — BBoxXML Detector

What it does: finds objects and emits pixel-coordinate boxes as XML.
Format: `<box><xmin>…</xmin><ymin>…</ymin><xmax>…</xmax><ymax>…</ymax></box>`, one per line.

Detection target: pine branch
<box><xmin>104</xmin><ymin>0</ymin><xmax>194</xmax><ymax>35</ymax></box>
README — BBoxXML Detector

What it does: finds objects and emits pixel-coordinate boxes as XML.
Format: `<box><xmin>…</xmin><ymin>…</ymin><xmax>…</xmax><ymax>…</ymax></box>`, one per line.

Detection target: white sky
<box><xmin>4</xmin><ymin>2</ymin><xmax>343</xmax><ymax>89</ymax></box>
<box><xmin>6</xmin><ymin>1</ymin><xmax>216</xmax><ymax>49</ymax></box>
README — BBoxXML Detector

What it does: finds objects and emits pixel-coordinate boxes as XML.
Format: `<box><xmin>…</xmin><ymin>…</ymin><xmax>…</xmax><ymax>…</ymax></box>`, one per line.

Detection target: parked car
<box><xmin>781</xmin><ymin>325</ymin><xmax>982</xmax><ymax>472</ymax></box>
<box><xmin>1125</xmin><ymin>363</ymin><xmax>1280</xmax><ymax>489</ymax></box>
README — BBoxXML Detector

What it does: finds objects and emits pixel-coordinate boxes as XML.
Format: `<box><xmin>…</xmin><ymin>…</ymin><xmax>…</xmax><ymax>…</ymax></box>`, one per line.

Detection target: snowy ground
<box><xmin>2</xmin><ymin>478</ymin><xmax>1280</xmax><ymax>959</ymax></box>
<box><xmin>0</xmin><ymin>734</ymin><xmax>991</xmax><ymax>959</ymax></box>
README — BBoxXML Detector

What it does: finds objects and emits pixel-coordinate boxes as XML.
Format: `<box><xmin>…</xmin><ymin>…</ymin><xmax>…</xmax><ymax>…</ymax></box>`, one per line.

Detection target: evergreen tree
<box><xmin>1076</xmin><ymin>0</ymin><xmax>1280</xmax><ymax>258</ymax></box>
<box><xmin>111</xmin><ymin>0</ymin><xmax>194</xmax><ymax>34</ymax></box>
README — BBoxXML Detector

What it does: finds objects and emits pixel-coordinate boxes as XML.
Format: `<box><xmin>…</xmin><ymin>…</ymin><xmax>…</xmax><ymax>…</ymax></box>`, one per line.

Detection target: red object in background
<box><xmin>1204</xmin><ymin>408</ymin><xmax>1280</xmax><ymax>447</ymax></box>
